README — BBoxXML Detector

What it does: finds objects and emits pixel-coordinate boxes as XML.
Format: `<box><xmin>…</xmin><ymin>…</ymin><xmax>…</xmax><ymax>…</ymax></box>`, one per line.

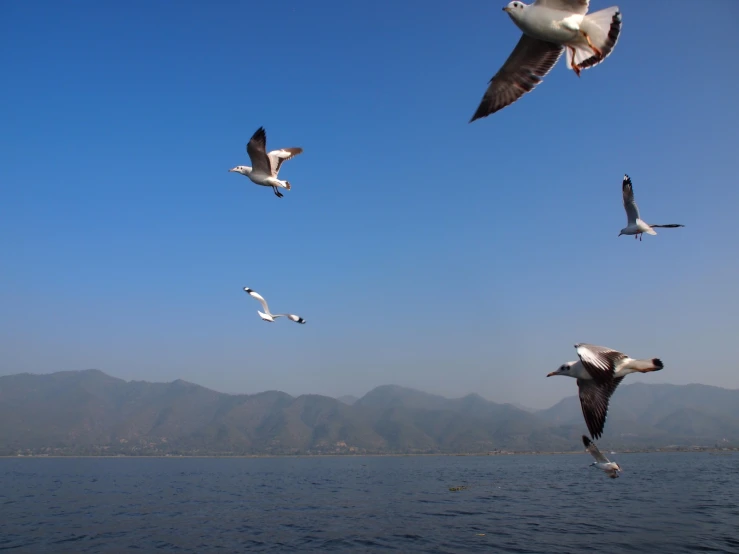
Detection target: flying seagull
<box><xmin>470</xmin><ymin>0</ymin><xmax>622</xmax><ymax>122</ymax></box>
<box><xmin>547</xmin><ymin>343</ymin><xmax>663</xmax><ymax>440</ymax></box>
<box><xmin>229</xmin><ymin>127</ymin><xmax>303</xmax><ymax>198</ymax></box>
<box><xmin>582</xmin><ymin>435</ymin><xmax>621</xmax><ymax>478</ymax></box>
<box><xmin>243</xmin><ymin>287</ymin><xmax>306</xmax><ymax>324</ymax></box>
<box><xmin>619</xmin><ymin>174</ymin><xmax>685</xmax><ymax>241</ymax></box>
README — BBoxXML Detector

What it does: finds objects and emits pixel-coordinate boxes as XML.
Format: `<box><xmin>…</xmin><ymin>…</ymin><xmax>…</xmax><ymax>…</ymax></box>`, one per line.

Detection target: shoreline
<box><xmin>2</xmin><ymin>448</ymin><xmax>736</xmax><ymax>459</ymax></box>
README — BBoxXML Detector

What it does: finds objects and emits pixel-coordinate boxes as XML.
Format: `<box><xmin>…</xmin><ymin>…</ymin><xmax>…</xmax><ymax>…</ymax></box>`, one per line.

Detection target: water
<box><xmin>1</xmin><ymin>453</ymin><xmax>738</xmax><ymax>553</ymax></box>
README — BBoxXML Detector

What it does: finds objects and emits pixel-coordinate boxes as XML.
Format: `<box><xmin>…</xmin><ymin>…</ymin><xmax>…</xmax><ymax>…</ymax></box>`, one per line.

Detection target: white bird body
<box><xmin>244</xmin><ymin>287</ymin><xmax>306</xmax><ymax>325</ymax></box>
<box><xmin>548</xmin><ymin>343</ymin><xmax>664</xmax><ymax>439</ymax></box>
<box><xmin>230</xmin><ymin>127</ymin><xmax>303</xmax><ymax>198</ymax></box>
<box><xmin>511</xmin><ymin>6</ymin><xmax>586</xmax><ymax>44</ymax></box>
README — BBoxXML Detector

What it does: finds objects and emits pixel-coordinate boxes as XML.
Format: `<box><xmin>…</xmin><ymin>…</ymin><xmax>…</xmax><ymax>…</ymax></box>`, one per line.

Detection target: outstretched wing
<box><xmin>246</xmin><ymin>127</ymin><xmax>272</xmax><ymax>175</ymax></box>
<box><xmin>470</xmin><ymin>35</ymin><xmax>563</xmax><ymax>122</ymax></box>
<box><xmin>582</xmin><ymin>435</ymin><xmax>610</xmax><ymax>464</ymax></box>
<box><xmin>575</xmin><ymin>343</ymin><xmax>627</xmax><ymax>382</ymax></box>
<box><xmin>649</xmin><ymin>224</ymin><xmax>685</xmax><ymax>229</ymax></box>
<box><xmin>534</xmin><ymin>0</ymin><xmax>589</xmax><ymax>15</ymax></box>
<box><xmin>274</xmin><ymin>313</ymin><xmax>306</xmax><ymax>324</ymax></box>
<box><xmin>243</xmin><ymin>287</ymin><xmax>270</xmax><ymax>313</ymax></box>
<box><xmin>622</xmin><ymin>174</ymin><xmax>640</xmax><ymax>225</ymax></box>
<box><xmin>577</xmin><ymin>379</ymin><xmax>616</xmax><ymax>440</ymax></box>
<box><xmin>268</xmin><ymin>148</ymin><xmax>303</xmax><ymax>176</ymax></box>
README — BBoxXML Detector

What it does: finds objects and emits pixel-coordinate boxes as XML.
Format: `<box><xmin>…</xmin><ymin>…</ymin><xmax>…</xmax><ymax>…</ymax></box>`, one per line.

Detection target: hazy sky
<box><xmin>2</xmin><ymin>1</ymin><xmax>738</xmax><ymax>410</ymax></box>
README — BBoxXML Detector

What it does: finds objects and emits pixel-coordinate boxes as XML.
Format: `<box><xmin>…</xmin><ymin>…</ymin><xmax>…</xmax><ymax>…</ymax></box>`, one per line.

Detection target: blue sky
<box><xmin>1</xmin><ymin>1</ymin><xmax>738</xmax><ymax>409</ymax></box>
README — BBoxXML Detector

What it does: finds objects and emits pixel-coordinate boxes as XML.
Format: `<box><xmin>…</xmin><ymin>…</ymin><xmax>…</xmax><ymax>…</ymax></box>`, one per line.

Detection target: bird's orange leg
<box><xmin>569</xmin><ymin>47</ymin><xmax>581</xmax><ymax>77</ymax></box>
<box><xmin>581</xmin><ymin>31</ymin><xmax>603</xmax><ymax>59</ymax></box>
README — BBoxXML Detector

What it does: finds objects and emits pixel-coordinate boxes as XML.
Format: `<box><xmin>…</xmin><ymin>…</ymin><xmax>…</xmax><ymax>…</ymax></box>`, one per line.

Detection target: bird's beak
<box><xmin>546</xmin><ymin>371</ymin><xmax>558</xmax><ymax>377</ymax></box>
<box><xmin>228</xmin><ymin>168</ymin><xmax>236</xmax><ymax>172</ymax></box>
<box><xmin>503</xmin><ymin>7</ymin><xmax>511</xmax><ymax>12</ymax></box>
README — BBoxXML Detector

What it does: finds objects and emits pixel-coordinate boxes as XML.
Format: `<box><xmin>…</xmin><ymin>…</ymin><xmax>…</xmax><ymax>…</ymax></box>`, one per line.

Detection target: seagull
<box><xmin>243</xmin><ymin>287</ymin><xmax>306</xmax><ymax>324</ymax></box>
<box><xmin>470</xmin><ymin>0</ymin><xmax>622</xmax><ymax>121</ymax></box>
<box><xmin>582</xmin><ymin>435</ymin><xmax>621</xmax><ymax>478</ymax></box>
<box><xmin>619</xmin><ymin>174</ymin><xmax>685</xmax><ymax>241</ymax></box>
<box><xmin>229</xmin><ymin>127</ymin><xmax>303</xmax><ymax>198</ymax></box>
<box><xmin>547</xmin><ymin>343</ymin><xmax>663</xmax><ymax>440</ymax></box>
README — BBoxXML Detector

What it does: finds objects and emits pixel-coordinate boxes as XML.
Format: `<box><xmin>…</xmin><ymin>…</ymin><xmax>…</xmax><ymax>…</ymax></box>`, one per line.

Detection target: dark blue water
<box><xmin>1</xmin><ymin>453</ymin><xmax>738</xmax><ymax>553</ymax></box>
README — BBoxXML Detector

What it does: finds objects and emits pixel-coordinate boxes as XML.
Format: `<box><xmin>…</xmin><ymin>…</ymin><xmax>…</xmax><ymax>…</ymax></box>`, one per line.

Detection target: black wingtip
<box><xmin>582</xmin><ymin>435</ymin><xmax>594</xmax><ymax>447</ymax></box>
<box><xmin>250</xmin><ymin>126</ymin><xmax>266</xmax><ymax>141</ymax></box>
<box><xmin>244</xmin><ymin>287</ymin><xmax>252</xmax><ymax>293</ymax></box>
<box><xmin>652</xmin><ymin>358</ymin><xmax>664</xmax><ymax>370</ymax></box>
<box><xmin>623</xmin><ymin>174</ymin><xmax>631</xmax><ymax>186</ymax></box>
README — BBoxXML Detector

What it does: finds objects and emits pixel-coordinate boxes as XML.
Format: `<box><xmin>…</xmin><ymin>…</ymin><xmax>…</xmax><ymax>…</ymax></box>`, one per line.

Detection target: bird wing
<box><xmin>622</xmin><ymin>174</ymin><xmax>640</xmax><ymax>225</ymax></box>
<box><xmin>577</xmin><ymin>379</ymin><xmax>616</xmax><ymax>440</ymax></box>
<box><xmin>274</xmin><ymin>313</ymin><xmax>306</xmax><ymax>324</ymax></box>
<box><xmin>533</xmin><ymin>0</ymin><xmax>589</xmax><ymax>15</ymax></box>
<box><xmin>648</xmin><ymin>224</ymin><xmax>685</xmax><ymax>229</ymax></box>
<box><xmin>268</xmin><ymin>148</ymin><xmax>303</xmax><ymax>177</ymax></box>
<box><xmin>469</xmin><ymin>34</ymin><xmax>563</xmax><ymax>122</ymax></box>
<box><xmin>582</xmin><ymin>435</ymin><xmax>610</xmax><ymax>464</ymax></box>
<box><xmin>246</xmin><ymin>127</ymin><xmax>272</xmax><ymax>175</ymax></box>
<box><xmin>575</xmin><ymin>343</ymin><xmax>628</xmax><ymax>382</ymax></box>
<box><xmin>244</xmin><ymin>287</ymin><xmax>270</xmax><ymax>314</ymax></box>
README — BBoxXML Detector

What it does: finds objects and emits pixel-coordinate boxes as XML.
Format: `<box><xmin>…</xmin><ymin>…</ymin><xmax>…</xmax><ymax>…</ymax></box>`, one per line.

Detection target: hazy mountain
<box><xmin>336</xmin><ymin>395</ymin><xmax>359</xmax><ymax>405</ymax></box>
<box><xmin>537</xmin><ymin>382</ymin><xmax>739</xmax><ymax>446</ymax></box>
<box><xmin>1</xmin><ymin>371</ymin><xmax>737</xmax><ymax>456</ymax></box>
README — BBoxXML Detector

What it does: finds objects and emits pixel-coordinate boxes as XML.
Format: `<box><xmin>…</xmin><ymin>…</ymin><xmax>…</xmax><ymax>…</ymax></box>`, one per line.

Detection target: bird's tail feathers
<box><xmin>631</xmin><ymin>358</ymin><xmax>663</xmax><ymax>373</ymax></box>
<box><xmin>576</xmin><ymin>7</ymin><xmax>622</xmax><ymax>70</ymax></box>
<box><xmin>645</xmin><ymin>228</ymin><xmax>657</xmax><ymax>235</ymax></box>
<box><xmin>565</xmin><ymin>44</ymin><xmax>596</xmax><ymax>70</ymax></box>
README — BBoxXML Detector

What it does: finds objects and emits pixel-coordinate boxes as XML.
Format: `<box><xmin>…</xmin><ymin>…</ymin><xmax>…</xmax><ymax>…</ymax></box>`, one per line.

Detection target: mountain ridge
<box><xmin>1</xmin><ymin>370</ymin><xmax>737</xmax><ymax>456</ymax></box>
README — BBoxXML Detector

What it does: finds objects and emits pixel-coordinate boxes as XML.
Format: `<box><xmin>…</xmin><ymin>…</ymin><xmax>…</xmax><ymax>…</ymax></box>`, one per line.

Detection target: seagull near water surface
<box><xmin>470</xmin><ymin>0</ymin><xmax>622</xmax><ymax>121</ymax></box>
<box><xmin>243</xmin><ymin>287</ymin><xmax>306</xmax><ymax>324</ymax></box>
<box><xmin>229</xmin><ymin>127</ymin><xmax>303</xmax><ymax>198</ymax></box>
<box><xmin>547</xmin><ymin>344</ymin><xmax>664</xmax><ymax>440</ymax></box>
<box><xmin>582</xmin><ymin>435</ymin><xmax>621</xmax><ymax>478</ymax></box>
<box><xmin>619</xmin><ymin>174</ymin><xmax>685</xmax><ymax>241</ymax></box>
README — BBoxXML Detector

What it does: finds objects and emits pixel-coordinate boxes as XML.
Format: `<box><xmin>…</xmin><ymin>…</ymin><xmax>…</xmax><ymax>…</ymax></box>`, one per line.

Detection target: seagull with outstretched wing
<box><xmin>547</xmin><ymin>343</ymin><xmax>663</xmax><ymax>440</ymax></box>
<box><xmin>229</xmin><ymin>127</ymin><xmax>303</xmax><ymax>198</ymax></box>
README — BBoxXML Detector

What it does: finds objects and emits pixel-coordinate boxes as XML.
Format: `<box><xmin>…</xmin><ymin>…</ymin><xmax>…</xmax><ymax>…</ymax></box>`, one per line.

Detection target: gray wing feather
<box><xmin>577</xmin><ymin>379</ymin><xmax>614</xmax><ymax>440</ymax></box>
<box><xmin>470</xmin><ymin>35</ymin><xmax>563</xmax><ymax>122</ymax></box>
<box><xmin>582</xmin><ymin>435</ymin><xmax>610</xmax><ymax>463</ymax></box>
<box><xmin>622</xmin><ymin>174</ymin><xmax>640</xmax><ymax>225</ymax></box>
<box><xmin>246</xmin><ymin>127</ymin><xmax>272</xmax><ymax>175</ymax></box>
<box><xmin>268</xmin><ymin>148</ymin><xmax>303</xmax><ymax>176</ymax></box>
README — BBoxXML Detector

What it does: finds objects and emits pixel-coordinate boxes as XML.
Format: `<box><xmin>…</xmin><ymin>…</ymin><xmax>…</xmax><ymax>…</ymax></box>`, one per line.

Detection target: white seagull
<box><xmin>619</xmin><ymin>174</ymin><xmax>685</xmax><ymax>241</ymax></box>
<box><xmin>582</xmin><ymin>435</ymin><xmax>621</xmax><ymax>478</ymax></box>
<box><xmin>470</xmin><ymin>0</ymin><xmax>622</xmax><ymax>121</ymax></box>
<box><xmin>229</xmin><ymin>127</ymin><xmax>303</xmax><ymax>198</ymax></box>
<box><xmin>243</xmin><ymin>287</ymin><xmax>306</xmax><ymax>324</ymax></box>
<box><xmin>547</xmin><ymin>343</ymin><xmax>663</xmax><ymax>440</ymax></box>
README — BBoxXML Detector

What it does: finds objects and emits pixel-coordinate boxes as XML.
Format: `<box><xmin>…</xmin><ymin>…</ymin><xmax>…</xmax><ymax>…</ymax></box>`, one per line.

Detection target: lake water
<box><xmin>1</xmin><ymin>452</ymin><xmax>738</xmax><ymax>553</ymax></box>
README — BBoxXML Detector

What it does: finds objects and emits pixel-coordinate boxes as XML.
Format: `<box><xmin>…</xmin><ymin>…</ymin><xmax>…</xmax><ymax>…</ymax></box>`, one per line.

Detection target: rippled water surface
<box><xmin>1</xmin><ymin>453</ymin><xmax>738</xmax><ymax>552</ymax></box>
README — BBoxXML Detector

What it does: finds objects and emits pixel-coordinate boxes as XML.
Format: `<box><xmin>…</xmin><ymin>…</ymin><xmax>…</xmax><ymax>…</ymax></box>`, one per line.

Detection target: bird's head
<box><xmin>229</xmin><ymin>165</ymin><xmax>250</xmax><ymax>175</ymax></box>
<box><xmin>618</xmin><ymin>228</ymin><xmax>626</xmax><ymax>237</ymax></box>
<box><xmin>547</xmin><ymin>362</ymin><xmax>575</xmax><ymax>377</ymax></box>
<box><xmin>503</xmin><ymin>1</ymin><xmax>527</xmax><ymax>18</ymax></box>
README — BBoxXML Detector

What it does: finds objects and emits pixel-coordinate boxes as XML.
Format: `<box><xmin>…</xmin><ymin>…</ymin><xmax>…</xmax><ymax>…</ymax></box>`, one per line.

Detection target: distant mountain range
<box><xmin>1</xmin><ymin>370</ymin><xmax>737</xmax><ymax>456</ymax></box>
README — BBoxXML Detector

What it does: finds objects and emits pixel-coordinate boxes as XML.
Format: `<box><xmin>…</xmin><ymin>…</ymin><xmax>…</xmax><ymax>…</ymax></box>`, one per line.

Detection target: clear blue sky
<box><xmin>1</xmin><ymin>1</ymin><xmax>738</xmax><ymax>409</ymax></box>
